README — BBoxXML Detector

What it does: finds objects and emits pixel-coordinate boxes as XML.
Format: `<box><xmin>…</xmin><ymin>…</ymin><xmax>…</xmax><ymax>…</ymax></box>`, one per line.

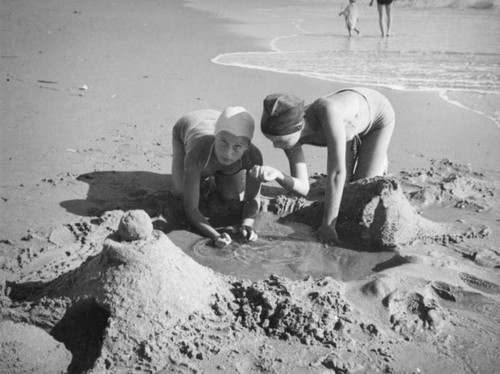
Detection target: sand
<box><xmin>1</xmin><ymin>0</ymin><xmax>499</xmax><ymax>373</ymax></box>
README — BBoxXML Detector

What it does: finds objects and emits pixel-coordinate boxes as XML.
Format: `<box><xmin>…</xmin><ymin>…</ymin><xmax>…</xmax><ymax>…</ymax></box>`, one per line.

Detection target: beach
<box><xmin>1</xmin><ymin>0</ymin><xmax>500</xmax><ymax>373</ymax></box>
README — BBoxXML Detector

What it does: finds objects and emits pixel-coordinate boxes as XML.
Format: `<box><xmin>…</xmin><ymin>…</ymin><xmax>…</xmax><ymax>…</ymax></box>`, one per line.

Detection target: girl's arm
<box><xmin>241</xmin><ymin>147</ymin><xmax>263</xmax><ymax>229</ymax></box>
<box><xmin>183</xmin><ymin>161</ymin><xmax>221</xmax><ymax>241</ymax></box>
<box><xmin>314</xmin><ymin>98</ymin><xmax>348</xmax><ymax>244</ymax></box>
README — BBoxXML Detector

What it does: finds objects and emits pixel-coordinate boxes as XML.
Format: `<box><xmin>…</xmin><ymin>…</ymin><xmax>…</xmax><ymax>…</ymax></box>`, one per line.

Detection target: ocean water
<box><xmin>212</xmin><ymin>0</ymin><xmax>500</xmax><ymax>127</ymax></box>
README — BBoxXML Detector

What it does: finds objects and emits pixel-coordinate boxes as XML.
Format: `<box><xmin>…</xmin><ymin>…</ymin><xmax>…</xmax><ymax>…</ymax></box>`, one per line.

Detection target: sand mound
<box><xmin>4</xmin><ymin>210</ymin><xmax>233</xmax><ymax>372</ymax></box>
<box><xmin>271</xmin><ymin>177</ymin><xmax>423</xmax><ymax>248</ymax></box>
<box><xmin>231</xmin><ymin>275</ymin><xmax>350</xmax><ymax>346</ymax></box>
<box><xmin>267</xmin><ymin>176</ymin><xmax>488</xmax><ymax>249</ymax></box>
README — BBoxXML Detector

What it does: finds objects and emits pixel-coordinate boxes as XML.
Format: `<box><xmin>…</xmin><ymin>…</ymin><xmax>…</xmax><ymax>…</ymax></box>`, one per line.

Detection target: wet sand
<box><xmin>1</xmin><ymin>0</ymin><xmax>500</xmax><ymax>373</ymax></box>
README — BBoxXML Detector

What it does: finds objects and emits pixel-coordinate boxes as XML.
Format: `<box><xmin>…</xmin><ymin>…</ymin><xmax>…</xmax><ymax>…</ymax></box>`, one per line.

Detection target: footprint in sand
<box><xmin>383</xmin><ymin>291</ymin><xmax>444</xmax><ymax>337</ymax></box>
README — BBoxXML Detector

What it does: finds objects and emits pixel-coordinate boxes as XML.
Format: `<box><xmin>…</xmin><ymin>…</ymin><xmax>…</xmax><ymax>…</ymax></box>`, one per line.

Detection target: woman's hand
<box><xmin>213</xmin><ymin>232</ymin><xmax>232</xmax><ymax>248</ymax></box>
<box><xmin>250</xmin><ymin>165</ymin><xmax>282</xmax><ymax>183</ymax></box>
<box><xmin>318</xmin><ymin>224</ymin><xmax>341</xmax><ymax>246</ymax></box>
<box><xmin>239</xmin><ymin>225</ymin><xmax>258</xmax><ymax>242</ymax></box>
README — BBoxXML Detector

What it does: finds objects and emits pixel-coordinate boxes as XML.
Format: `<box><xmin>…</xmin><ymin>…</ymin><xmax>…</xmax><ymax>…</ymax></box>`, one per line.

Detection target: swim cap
<box><xmin>261</xmin><ymin>93</ymin><xmax>305</xmax><ymax>136</ymax></box>
<box><xmin>214</xmin><ymin>106</ymin><xmax>255</xmax><ymax>140</ymax></box>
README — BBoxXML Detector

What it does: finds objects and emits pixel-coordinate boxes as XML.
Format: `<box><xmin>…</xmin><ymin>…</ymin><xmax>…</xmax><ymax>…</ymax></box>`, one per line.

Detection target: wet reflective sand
<box><xmin>191</xmin><ymin>213</ymin><xmax>395</xmax><ymax>281</ymax></box>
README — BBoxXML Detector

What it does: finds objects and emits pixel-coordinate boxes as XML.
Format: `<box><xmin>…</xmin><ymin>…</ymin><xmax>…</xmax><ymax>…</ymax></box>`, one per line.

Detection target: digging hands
<box><xmin>213</xmin><ymin>232</ymin><xmax>232</xmax><ymax>248</ymax></box>
<box><xmin>239</xmin><ymin>225</ymin><xmax>258</xmax><ymax>242</ymax></box>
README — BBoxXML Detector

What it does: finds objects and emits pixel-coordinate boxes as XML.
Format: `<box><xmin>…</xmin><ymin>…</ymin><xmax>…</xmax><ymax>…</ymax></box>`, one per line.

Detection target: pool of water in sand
<box><xmin>189</xmin><ymin>212</ymin><xmax>395</xmax><ymax>282</ymax></box>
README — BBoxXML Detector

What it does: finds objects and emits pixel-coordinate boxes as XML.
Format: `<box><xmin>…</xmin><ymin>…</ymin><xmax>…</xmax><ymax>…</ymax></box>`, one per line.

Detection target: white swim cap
<box><xmin>214</xmin><ymin>106</ymin><xmax>255</xmax><ymax>140</ymax></box>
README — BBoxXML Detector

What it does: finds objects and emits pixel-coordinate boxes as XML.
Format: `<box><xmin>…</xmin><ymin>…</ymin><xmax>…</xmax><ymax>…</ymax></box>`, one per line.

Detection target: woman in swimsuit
<box><xmin>250</xmin><ymin>88</ymin><xmax>395</xmax><ymax>245</ymax></box>
<box><xmin>370</xmin><ymin>0</ymin><xmax>394</xmax><ymax>37</ymax></box>
<box><xmin>172</xmin><ymin>107</ymin><xmax>263</xmax><ymax>248</ymax></box>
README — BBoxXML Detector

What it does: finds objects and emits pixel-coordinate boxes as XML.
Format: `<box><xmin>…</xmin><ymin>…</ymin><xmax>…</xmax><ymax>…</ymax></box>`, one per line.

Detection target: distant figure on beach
<box><xmin>250</xmin><ymin>88</ymin><xmax>395</xmax><ymax>245</ymax></box>
<box><xmin>339</xmin><ymin>0</ymin><xmax>360</xmax><ymax>37</ymax></box>
<box><xmin>172</xmin><ymin>107</ymin><xmax>263</xmax><ymax>248</ymax></box>
<box><xmin>370</xmin><ymin>0</ymin><xmax>393</xmax><ymax>37</ymax></box>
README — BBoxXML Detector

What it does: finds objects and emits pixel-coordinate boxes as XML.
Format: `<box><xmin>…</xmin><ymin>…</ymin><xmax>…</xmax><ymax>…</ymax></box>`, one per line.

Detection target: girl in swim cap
<box><xmin>251</xmin><ymin>88</ymin><xmax>395</xmax><ymax>245</ymax></box>
<box><xmin>172</xmin><ymin>107</ymin><xmax>263</xmax><ymax>248</ymax></box>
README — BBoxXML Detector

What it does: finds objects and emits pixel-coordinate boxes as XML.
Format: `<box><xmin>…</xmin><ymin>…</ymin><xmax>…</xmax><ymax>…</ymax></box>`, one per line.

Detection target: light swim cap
<box><xmin>214</xmin><ymin>106</ymin><xmax>255</xmax><ymax>140</ymax></box>
<box><xmin>261</xmin><ymin>93</ymin><xmax>305</xmax><ymax>136</ymax></box>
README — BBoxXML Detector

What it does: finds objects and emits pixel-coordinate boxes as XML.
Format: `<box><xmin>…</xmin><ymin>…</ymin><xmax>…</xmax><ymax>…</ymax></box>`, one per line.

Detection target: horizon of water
<box><xmin>212</xmin><ymin>0</ymin><xmax>500</xmax><ymax>128</ymax></box>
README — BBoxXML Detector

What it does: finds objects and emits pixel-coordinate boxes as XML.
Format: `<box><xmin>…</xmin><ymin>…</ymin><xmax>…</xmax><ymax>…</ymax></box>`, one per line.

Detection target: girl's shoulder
<box><xmin>185</xmin><ymin>136</ymin><xmax>214</xmax><ymax>167</ymax></box>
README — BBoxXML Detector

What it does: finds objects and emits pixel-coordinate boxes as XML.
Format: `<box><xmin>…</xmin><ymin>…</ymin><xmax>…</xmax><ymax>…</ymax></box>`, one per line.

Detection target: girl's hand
<box><xmin>239</xmin><ymin>225</ymin><xmax>258</xmax><ymax>242</ymax></box>
<box><xmin>250</xmin><ymin>165</ymin><xmax>282</xmax><ymax>183</ymax></box>
<box><xmin>318</xmin><ymin>224</ymin><xmax>341</xmax><ymax>246</ymax></box>
<box><xmin>213</xmin><ymin>232</ymin><xmax>232</xmax><ymax>248</ymax></box>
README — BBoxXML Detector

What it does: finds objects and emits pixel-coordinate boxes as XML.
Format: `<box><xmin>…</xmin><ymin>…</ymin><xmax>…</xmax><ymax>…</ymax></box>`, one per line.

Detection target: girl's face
<box><xmin>214</xmin><ymin>131</ymin><xmax>250</xmax><ymax>165</ymax></box>
<box><xmin>265</xmin><ymin>131</ymin><xmax>301</xmax><ymax>150</ymax></box>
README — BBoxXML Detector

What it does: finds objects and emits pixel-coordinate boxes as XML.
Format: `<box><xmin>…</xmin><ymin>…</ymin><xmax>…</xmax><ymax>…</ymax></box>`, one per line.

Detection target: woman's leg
<box><xmin>352</xmin><ymin>98</ymin><xmax>395</xmax><ymax>181</ymax></box>
<box><xmin>352</xmin><ymin>125</ymin><xmax>393</xmax><ymax>180</ymax></box>
<box><xmin>386</xmin><ymin>4</ymin><xmax>393</xmax><ymax>36</ymax></box>
<box><xmin>377</xmin><ymin>4</ymin><xmax>385</xmax><ymax>37</ymax></box>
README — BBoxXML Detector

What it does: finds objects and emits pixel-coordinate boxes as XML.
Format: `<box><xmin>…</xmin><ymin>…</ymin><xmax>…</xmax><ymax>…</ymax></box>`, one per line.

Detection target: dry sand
<box><xmin>1</xmin><ymin>0</ymin><xmax>500</xmax><ymax>373</ymax></box>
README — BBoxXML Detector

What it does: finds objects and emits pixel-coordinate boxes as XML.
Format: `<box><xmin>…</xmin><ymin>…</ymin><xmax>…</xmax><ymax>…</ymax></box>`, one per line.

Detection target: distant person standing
<box><xmin>339</xmin><ymin>0</ymin><xmax>360</xmax><ymax>37</ymax></box>
<box><xmin>370</xmin><ymin>0</ymin><xmax>393</xmax><ymax>37</ymax></box>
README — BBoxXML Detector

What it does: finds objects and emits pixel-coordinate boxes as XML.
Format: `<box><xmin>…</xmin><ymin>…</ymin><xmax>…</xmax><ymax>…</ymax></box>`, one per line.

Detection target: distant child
<box><xmin>171</xmin><ymin>107</ymin><xmax>263</xmax><ymax>248</ymax></box>
<box><xmin>339</xmin><ymin>0</ymin><xmax>360</xmax><ymax>37</ymax></box>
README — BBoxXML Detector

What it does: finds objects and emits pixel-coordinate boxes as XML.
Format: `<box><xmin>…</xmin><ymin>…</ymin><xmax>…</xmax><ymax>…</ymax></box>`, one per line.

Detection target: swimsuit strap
<box><xmin>203</xmin><ymin>140</ymin><xmax>215</xmax><ymax>170</ymax></box>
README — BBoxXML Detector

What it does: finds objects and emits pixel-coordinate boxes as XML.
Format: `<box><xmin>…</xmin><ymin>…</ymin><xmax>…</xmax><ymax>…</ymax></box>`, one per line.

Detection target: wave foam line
<box><xmin>212</xmin><ymin>52</ymin><xmax>500</xmax><ymax>129</ymax></box>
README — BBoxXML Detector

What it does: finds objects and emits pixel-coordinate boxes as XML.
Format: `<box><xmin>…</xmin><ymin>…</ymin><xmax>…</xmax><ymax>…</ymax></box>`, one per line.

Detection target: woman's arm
<box><xmin>315</xmin><ymin>98</ymin><xmax>348</xmax><ymax>244</ymax></box>
<box><xmin>283</xmin><ymin>143</ymin><xmax>310</xmax><ymax>196</ymax></box>
<box><xmin>250</xmin><ymin>143</ymin><xmax>310</xmax><ymax>196</ymax></box>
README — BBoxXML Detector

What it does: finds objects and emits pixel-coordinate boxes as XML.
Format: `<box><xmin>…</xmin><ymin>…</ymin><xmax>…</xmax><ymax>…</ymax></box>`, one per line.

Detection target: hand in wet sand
<box><xmin>239</xmin><ymin>225</ymin><xmax>258</xmax><ymax>242</ymax></box>
<box><xmin>213</xmin><ymin>232</ymin><xmax>232</xmax><ymax>248</ymax></box>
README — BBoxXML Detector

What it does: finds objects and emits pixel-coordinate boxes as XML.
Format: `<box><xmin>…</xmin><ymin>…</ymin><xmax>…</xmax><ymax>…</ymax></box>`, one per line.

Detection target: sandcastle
<box><xmin>266</xmin><ymin>174</ymin><xmax>490</xmax><ymax>250</ymax></box>
<box><xmin>3</xmin><ymin>210</ymin><xmax>234</xmax><ymax>372</ymax></box>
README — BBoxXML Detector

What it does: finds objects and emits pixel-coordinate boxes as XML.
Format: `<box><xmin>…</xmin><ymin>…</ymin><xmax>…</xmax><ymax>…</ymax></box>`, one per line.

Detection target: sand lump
<box><xmin>266</xmin><ymin>175</ymin><xmax>489</xmax><ymax>249</ymax></box>
<box><xmin>117</xmin><ymin>209</ymin><xmax>153</xmax><ymax>241</ymax></box>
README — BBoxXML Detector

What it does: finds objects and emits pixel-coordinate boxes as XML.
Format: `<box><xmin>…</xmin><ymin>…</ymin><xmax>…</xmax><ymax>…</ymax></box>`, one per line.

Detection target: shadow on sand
<box><xmin>60</xmin><ymin>170</ymin><xmax>172</xmax><ymax>218</ymax></box>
